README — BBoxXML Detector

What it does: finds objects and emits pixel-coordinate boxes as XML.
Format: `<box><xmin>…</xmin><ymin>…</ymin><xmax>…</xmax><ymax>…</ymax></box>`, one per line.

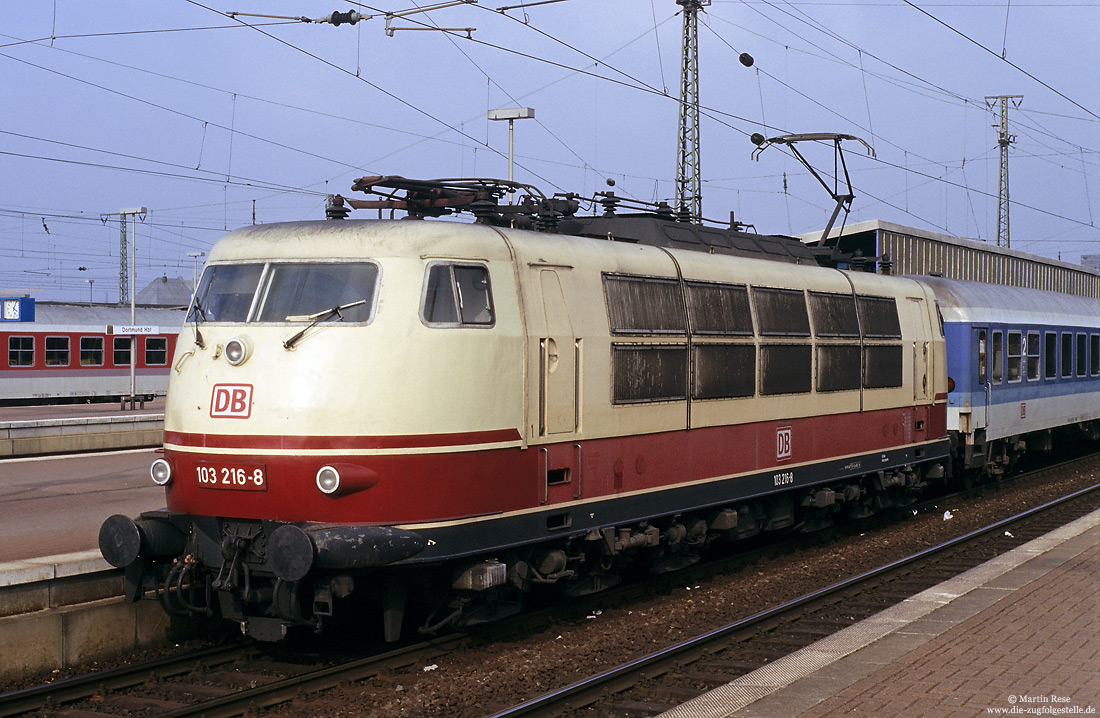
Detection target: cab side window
<box><xmin>422</xmin><ymin>264</ymin><xmax>494</xmax><ymax>326</ymax></box>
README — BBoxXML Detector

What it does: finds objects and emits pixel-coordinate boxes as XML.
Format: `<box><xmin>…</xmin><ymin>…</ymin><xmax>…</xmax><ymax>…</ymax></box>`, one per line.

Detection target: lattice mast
<box><xmin>675</xmin><ymin>0</ymin><xmax>708</xmax><ymax>223</ymax></box>
<box><xmin>986</xmin><ymin>95</ymin><xmax>1022</xmax><ymax>248</ymax></box>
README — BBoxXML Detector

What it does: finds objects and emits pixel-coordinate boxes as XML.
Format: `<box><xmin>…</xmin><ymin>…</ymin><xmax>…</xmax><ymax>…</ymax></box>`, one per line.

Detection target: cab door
<box><xmin>539</xmin><ymin>270</ymin><xmax>577</xmax><ymax>435</ymax></box>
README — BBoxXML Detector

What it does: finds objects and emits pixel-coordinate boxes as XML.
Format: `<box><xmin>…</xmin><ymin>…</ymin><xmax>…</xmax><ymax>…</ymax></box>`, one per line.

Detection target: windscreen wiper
<box><xmin>189</xmin><ymin>296</ymin><xmax>207</xmax><ymax>349</ymax></box>
<box><xmin>282</xmin><ymin>299</ymin><xmax>367</xmax><ymax>350</ymax></box>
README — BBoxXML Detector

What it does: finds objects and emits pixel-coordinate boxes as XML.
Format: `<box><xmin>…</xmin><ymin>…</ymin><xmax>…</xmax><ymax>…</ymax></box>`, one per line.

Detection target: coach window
<box><xmin>991</xmin><ymin>331</ymin><xmax>1004</xmax><ymax>383</ymax></box>
<box><xmin>1061</xmin><ymin>332</ymin><xmax>1073</xmax><ymax>378</ymax></box>
<box><xmin>113</xmin><ymin>337</ymin><xmax>131</xmax><ymax>367</ymax></box>
<box><xmin>1076</xmin><ymin>333</ymin><xmax>1087</xmax><ymax>377</ymax></box>
<box><xmin>1091</xmin><ymin>335</ymin><xmax>1100</xmax><ymax>377</ymax></box>
<box><xmin>80</xmin><ymin>337</ymin><xmax>104</xmax><ymax>366</ymax></box>
<box><xmin>1006</xmin><ymin>331</ymin><xmax>1022</xmax><ymax>382</ymax></box>
<box><xmin>1026</xmin><ymin>331</ymin><xmax>1040</xmax><ymax>380</ymax></box>
<box><xmin>8</xmin><ymin>336</ymin><xmax>33</xmax><ymax>367</ymax></box>
<box><xmin>145</xmin><ymin>337</ymin><xmax>168</xmax><ymax>366</ymax></box>
<box><xmin>45</xmin><ymin>336</ymin><xmax>69</xmax><ymax>366</ymax></box>
<box><xmin>605</xmin><ymin>275</ymin><xmax>686</xmax><ymax>334</ymax></box>
<box><xmin>422</xmin><ymin>263</ymin><xmax>494</xmax><ymax>326</ymax></box>
<box><xmin>1045</xmin><ymin>332</ymin><xmax>1058</xmax><ymax>380</ymax></box>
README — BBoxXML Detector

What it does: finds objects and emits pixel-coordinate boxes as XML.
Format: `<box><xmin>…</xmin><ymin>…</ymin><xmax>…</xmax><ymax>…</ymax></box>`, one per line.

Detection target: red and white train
<box><xmin>100</xmin><ymin>179</ymin><xmax>960</xmax><ymax>642</ymax></box>
<box><xmin>0</xmin><ymin>299</ymin><xmax>183</xmax><ymax>405</ymax></box>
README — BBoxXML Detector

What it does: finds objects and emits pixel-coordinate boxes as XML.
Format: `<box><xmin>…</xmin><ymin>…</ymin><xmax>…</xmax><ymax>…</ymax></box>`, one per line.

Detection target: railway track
<box><xmin>483</xmin><ymin>479</ymin><xmax>1100</xmax><ymax>717</ymax></box>
<box><xmin>3</xmin><ymin>457</ymin><xmax>1097</xmax><ymax>718</ymax></box>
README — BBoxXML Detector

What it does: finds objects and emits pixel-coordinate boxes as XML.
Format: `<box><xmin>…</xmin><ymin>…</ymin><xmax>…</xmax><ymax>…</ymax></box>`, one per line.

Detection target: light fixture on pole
<box><xmin>488</xmin><ymin>107</ymin><xmax>534</xmax><ymax>203</ymax></box>
<box><xmin>187</xmin><ymin>251</ymin><xmax>205</xmax><ymax>292</ymax></box>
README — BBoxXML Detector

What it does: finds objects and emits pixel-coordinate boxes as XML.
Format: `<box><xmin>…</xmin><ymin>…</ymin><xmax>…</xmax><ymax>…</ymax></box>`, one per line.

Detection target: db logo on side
<box><xmin>776</xmin><ymin>426</ymin><xmax>792</xmax><ymax>461</ymax></box>
<box><xmin>211</xmin><ymin>384</ymin><xmax>253</xmax><ymax>419</ymax></box>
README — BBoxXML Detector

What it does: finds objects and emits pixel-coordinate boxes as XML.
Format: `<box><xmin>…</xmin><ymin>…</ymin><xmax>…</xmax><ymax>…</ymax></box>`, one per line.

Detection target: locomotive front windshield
<box><xmin>190</xmin><ymin>262</ymin><xmax>377</xmax><ymax>323</ymax></box>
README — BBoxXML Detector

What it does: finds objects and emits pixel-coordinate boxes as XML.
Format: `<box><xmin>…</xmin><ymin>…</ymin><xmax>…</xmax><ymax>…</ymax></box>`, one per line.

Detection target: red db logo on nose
<box><xmin>210</xmin><ymin>384</ymin><xmax>253</xmax><ymax>419</ymax></box>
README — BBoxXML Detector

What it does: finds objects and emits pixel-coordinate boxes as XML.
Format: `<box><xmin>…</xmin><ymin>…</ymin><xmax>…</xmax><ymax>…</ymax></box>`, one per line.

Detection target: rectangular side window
<box><xmin>113</xmin><ymin>336</ymin><xmax>131</xmax><ymax>366</ymax></box>
<box><xmin>1045</xmin><ymin>332</ymin><xmax>1058</xmax><ymax>379</ymax></box>
<box><xmin>817</xmin><ymin>344</ymin><xmax>861</xmax><ymax>392</ymax></box>
<box><xmin>857</xmin><ymin>296</ymin><xmax>902</xmax><ymax>338</ymax></box>
<box><xmin>45</xmin><ymin>336</ymin><xmax>70</xmax><ymax>366</ymax></box>
<box><xmin>1076</xmin><ymin>333</ymin><xmax>1087</xmax><ymax>377</ymax></box>
<box><xmin>612</xmin><ymin>345</ymin><xmax>687</xmax><ymax>403</ymax></box>
<box><xmin>8</xmin><ymin>336</ymin><xmax>33</xmax><ymax>367</ymax></box>
<box><xmin>1091</xmin><ymin>334</ymin><xmax>1099</xmax><ymax>377</ymax></box>
<box><xmin>686</xmin><ymin>282</ymin><xmax>752</xmax><ymax>335</ymax></box>
<box><xmin>991</xmin><ymin>331</ymin><xmax>1003</xmax><ymax>383</ymax></box>
<box><xmin>604</xmin><ymin>275</ymin><xmax>686</xmax><ymax>334</ymax></box>
<box><xmin>754</xmin><ymin>288</ymin><xmax>810</xmax><ymax>337</ymax></box>
<box><xmin>423</xmin><ymin>264</ymin><xmax>494</xmax><ymax>326</ymax></box>
<box><xmin>145</xmin><ymin>337</ymin><xmax>168</xmax><ymax>366</ymax></box>
<box><xmin>865</xmin><ymin>345</ymin><xmax>904</xmax><ymax>389</ymax></box>
<box><xmin>1061</xmin><ymin>332</ymin><xmax>1073</xmax><ymax>378</ymax></box>
<box><xmin>760</xmin><ymin>344</ymin><xmax>812</xmax><ymax>395</ymax></box>
<box><xmin>809</xmin><ymin>292</ymin><xmax>859</xmax><ymax>338</ymax></box>
<box><xmin>1026</xmin><ymin>331</ymin><xmax>1040</xmax><ymax>380</ymax></box>
<box><xmin>80</xmin><ymin>336</ymin><xmax>104</xmax><ymax>366</ymax></box>
<box><xmin>1006</xmin><ymin>331</ymin><xmax>1021</xmax><ymax>382</ymax></box>
<box><xmin>693</xmin><ymin>344</ymin><xmax>755</xmax><ymax>399</ymax></box>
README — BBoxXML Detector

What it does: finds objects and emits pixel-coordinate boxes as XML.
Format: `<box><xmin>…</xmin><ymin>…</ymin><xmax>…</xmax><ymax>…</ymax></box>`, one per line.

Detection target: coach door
<box><xmin>538</xmin><ymin>269</ymin><xmax>577</xmax><ymax>435</ymax></box>
<box><xmin>974</xmin><ymin>327</ymin><xmax>989</xmax><ymax>428</ymax></box>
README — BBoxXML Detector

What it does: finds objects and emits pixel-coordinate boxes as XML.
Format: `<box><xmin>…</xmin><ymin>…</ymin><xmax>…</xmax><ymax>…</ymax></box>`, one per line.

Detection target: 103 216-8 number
<box><xmin>197</xmin><ymin>463</ymin><xmax>267</xmax><ymax>491</ymax></box>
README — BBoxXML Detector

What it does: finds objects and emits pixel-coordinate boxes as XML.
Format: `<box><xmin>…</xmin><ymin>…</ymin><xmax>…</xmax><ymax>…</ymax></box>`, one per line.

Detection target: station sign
<box><xmin>107</xmin><ymin>325</ymin><xmax>160</xmax><ymax>335</ymax></box>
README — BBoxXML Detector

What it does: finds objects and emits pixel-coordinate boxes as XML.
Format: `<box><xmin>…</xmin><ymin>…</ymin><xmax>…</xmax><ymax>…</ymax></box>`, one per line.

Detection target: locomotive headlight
<box><xmin>150</xmin><ymin>458</ymin><xmax>173</xmax><ymax>486</ymax></box>
<box><xmin>224</xmin><ymin>336</ymin><xmax>252</xmax><ymax>366</ymax></box>
<box><xmin>316</xmin><ymin>465</ymin><xmax>341</xmax><ymax>495</ymax></box>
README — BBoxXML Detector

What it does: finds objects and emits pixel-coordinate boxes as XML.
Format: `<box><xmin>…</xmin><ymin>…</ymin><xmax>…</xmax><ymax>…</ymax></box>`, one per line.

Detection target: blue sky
<box><xmin>3</xmin><ymin>1</ymin><xmax>1099</xmax><ymax>301</ymax></box>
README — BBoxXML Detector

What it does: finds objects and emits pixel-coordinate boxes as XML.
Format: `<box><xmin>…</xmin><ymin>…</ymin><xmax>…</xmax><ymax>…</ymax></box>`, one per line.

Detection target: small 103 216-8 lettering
<box><xmin>773</xmin><ymin>470</ymin><xmax>795</xmax><ymax>487</ymax></box>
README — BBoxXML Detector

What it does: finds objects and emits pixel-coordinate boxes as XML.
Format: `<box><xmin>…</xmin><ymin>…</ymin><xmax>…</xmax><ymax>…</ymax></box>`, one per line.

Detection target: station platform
<box><xmin>661</xmin><ymin>505</ymin><xmax>1100</xmax><ymax>717</ymax></box>
<box><xmin>0</xmin><ymin>399</ymin><xmax>164</xmax><ymax>457</ymax></box>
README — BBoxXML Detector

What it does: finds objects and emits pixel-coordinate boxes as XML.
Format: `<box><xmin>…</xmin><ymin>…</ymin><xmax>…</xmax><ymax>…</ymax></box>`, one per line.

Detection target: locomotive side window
<box><xmin>864</xmin><ymin>345</ymin><xmax>904</xmax><ymax>388</ymax></box>
<box><xmin>686</xmin><ymin>282</ymin><xmax>752</xmax><ymax>335</ymax></box>
<box><xmin>760</xmin><ymin>344</ymin><xmax>812</xmax><ymax>395</ymax></box>
<box><xmin>422</xmin><ymin>264</ymin><xmax>494</xmax><ymax>326</ymax></box>
<box><xmin>1091</xmin><ymin>335</ymin><xmax>1099</xmax><ymax>377</ymax></box>
<box><xmin>693</xmin><ymin>344</ymin><xmax>755</xmax><ymax>399</ymax></box>
<box><xmin>753</xmin><ymin>288</ymin><xmax>810</xmax><ymax>337</ymax></box>
<box><xmin>817</xmin><ymin>345</ymin><xmax>861</xmax><ymax>392</ymax></box>
<box><xmin>45</xmin><ymin>336</ymin><xmax>69</xmax><ymax>366</ymax></box>
<box><xmin>1045</xmin><ymin>332</ymin><xmax>1058</xmax><ymax>379</ymax></box>
<box><xmin>145</xmin><ymin>337</ymin><xmax>168</xmax><ymax>366</ymax></box>
<box><xmin>1006</xmin><ymin>331</ymin><xmax>1021</xmax><ymax>382</ymax></box>
<box><xmin>256</xmin><ymin>262</ymin><xmax>377</xmax><ymax>323</ymax></box>
<box><xmin>856</xmin><ymin>296</ymin><xmax>902</xmax><ymax>338</ymax></box>
<box><xmin>113</xmin><ymin>337</ymin><xmax>131</xmax><ymax>367</ymax></box>
<box><xmin>604</xmin><ymin>275</ymin><xmax>686</xmax><ymax>334</ymax></box>
<box><xmin>8</xmin><ymin>336</ymin><xmax>33</xmax><ymax>367</ymax></box>
<box><xmin>991</xmin><ymin>330</ymin><xmax>1003</xmax><ymax>383</ymax></box>
<box><xmin>1076</xmin><ymin>333</ymin><xmax>1087</xmax><ymax>377</ymax></box>
<box><xmin>1061</xmin><ymin>332</ymin><xmax>1073</xmax><ymax>378</ymax></box>
<box><xmin>612</xmin><ymin>345</ymin><xmax>687</xmax><ymax>403</ymax></box>
<box><xmin>191</xmin><ymin>264</ymin><xmax>264</xmax><ymax>323</ymax></box>
<box><xmin>809</xmin><ymin>292</ymin><xmax>859</xmax><ymax>338</ymax></box>
<box><xmin>80</xmin><ymin>336</ymin><xmax>104</xmax><ymax>366</ymax></box>
<box><xmin>1026</xmin><ymin>331</ymin><xmax>1040</xmax><ymax>380</ymax></box>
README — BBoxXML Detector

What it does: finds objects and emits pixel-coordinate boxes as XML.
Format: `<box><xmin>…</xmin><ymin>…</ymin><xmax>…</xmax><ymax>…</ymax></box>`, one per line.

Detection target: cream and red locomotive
<box><xmin>101</xmin><ymin>179</ymin><xmax>953</xmax><ymax>641</ymax></box>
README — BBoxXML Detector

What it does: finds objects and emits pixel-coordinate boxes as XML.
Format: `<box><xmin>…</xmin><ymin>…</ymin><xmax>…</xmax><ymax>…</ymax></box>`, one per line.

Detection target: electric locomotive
<box><xmin>101</xmin><ymin>178</ymin><xmax>954</xmax><ymax>641</ymax></box>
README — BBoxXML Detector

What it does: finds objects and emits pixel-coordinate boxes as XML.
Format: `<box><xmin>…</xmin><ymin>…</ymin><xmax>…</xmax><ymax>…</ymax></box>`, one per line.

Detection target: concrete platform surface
<box><xmin>661</xmin><ymin>506</ymin><xmax>1100</xmax><ymax>718</ymax></box>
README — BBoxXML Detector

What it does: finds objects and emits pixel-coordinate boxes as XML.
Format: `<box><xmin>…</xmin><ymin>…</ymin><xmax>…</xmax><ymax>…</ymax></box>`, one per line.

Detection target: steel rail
<box><xmin>485</xmin><ymin>479</ymin><xmax>1100</xmax><ymax>717</ymax></box>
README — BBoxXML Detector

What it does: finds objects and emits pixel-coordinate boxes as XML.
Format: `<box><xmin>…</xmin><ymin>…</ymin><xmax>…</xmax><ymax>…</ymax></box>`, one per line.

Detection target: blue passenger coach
<box><xmin>920</xmin><ymin>277</ymin><xmax>1100</xmax><ymax>477</ymax></box>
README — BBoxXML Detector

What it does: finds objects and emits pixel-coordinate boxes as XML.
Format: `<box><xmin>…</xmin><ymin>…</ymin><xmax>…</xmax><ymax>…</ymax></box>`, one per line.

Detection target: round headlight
<box><xmin>225</xmin><ymin>336</ymin><xmax>251</xmax><ymax>366</ymax></box>
<box><xmin>316</xmin><ymin>465</ymin><xmax>341</xmax><ymax>495</ymax></box>
<box><xmin>151</xmin><ymin>458</ymin><xmax>173</xmax><ymax>486</ymax></box>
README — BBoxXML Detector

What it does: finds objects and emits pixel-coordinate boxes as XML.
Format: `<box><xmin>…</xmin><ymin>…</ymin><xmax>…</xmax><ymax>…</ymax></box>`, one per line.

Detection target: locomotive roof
<box><xmin>918</xmin><ymin>276</ymin><xmax>1100</xmax><ymax>325</ymax></box>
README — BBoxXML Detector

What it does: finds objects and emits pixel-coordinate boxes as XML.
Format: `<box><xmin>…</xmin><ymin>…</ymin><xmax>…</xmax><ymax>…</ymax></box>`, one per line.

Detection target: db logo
<box><xmin>776</xmin><ymin>426</ymin><xmax>792</xmax><ymax>461</ymax></box>
<box><xmin>210</xmin><ymin>384</ymin><xmax>253</xmax><ymax>419</ymax></box>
